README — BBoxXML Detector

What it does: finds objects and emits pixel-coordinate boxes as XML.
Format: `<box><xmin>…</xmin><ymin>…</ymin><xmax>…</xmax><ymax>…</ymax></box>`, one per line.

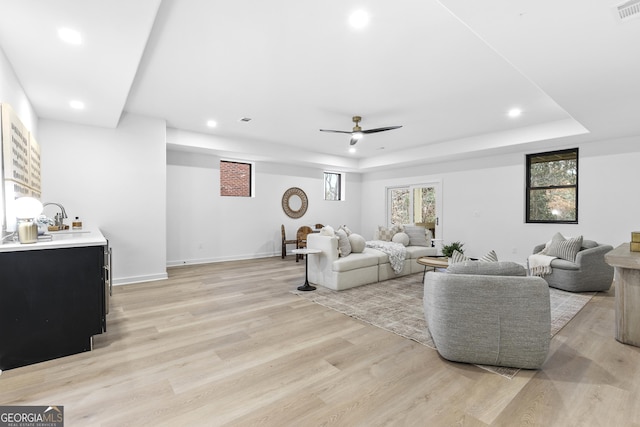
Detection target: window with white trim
<box><xmin>220</xmin><ymin>160</ymin><xmax>253</xmax><ymax>197</ymax></box>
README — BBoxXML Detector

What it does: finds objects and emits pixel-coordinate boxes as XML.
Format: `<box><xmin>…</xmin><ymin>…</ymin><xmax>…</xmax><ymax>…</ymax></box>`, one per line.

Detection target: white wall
<box><xmin>166</xmin><ymin>149</ymin><xmax>362</xmax><ymax>265</ymax></box>
<box><xmin>39</xmin><ymin>113</ymin><xmax>168</xmax><ymax>284</ymax></box>
<box><xmin>1</xmin><ymin>47</ymin><xmax>39</xmax><ymax>234</ymax></box>
<box><xmin>0</xmin><ymin>48</ymin><xmax>37</xmax><ymax>135</ymax></box>
<box><xmin>361</xmin><ymin>137</ymin><xmax>640</xmax><ymax>264</ymax></box>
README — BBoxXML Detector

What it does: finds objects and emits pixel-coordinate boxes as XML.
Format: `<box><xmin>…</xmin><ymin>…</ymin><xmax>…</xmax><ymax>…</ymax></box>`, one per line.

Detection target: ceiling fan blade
<box><xmin>361</xmin><ymin>125</ymin><xmax>403</xmax><ymax>134</ymax></box>
<box><xmin>319</xmin><ymin>129</ymin><xmax>353</xmax><ymax>134</ymax></box>
<box><xmin>349</xmin><ymin>137</ymin><xmax>359</xmax><ymax>146</ymax></box>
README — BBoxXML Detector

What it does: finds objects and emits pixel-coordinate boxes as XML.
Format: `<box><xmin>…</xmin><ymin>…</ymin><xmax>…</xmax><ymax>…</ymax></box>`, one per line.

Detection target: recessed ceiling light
<box><xmin>508</xmin><ymin>108</ymin><xmax>522</xmax><ymax>118</ymax></box>
<box><xmin>206</xmin><ymin>120</ymin><xmax>217</xmax><ymax>128</ymax></box>
<box><xmin>58</xmin><ymin>27</ymin><xmax>82</xmax><ymax>45</ymax></box>
<box><xmin>349</xmin><ymin>146</ymin><xmax>357</xmax><ymax>154</ymax></box>
<box><xmin>349</xmin><ymin>10</ymin><xmax>369</xmax><ymax>29</ymax></box>
<box><xmin>69</xmin><ymin>100</ymin><xmax>85</xmax><ymax>110</ymax></box>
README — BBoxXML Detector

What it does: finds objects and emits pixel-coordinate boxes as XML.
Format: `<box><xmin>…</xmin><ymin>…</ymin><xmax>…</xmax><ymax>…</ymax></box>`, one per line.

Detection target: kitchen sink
<box><xmin>50</xmin><ymin>230</ymin><xmax>90</xmax><ymax>235</ymax></box>
<box><xmin>41</xmin><ymin>230</ymin><xmax>91</xmax><ymax>241</ymax></box>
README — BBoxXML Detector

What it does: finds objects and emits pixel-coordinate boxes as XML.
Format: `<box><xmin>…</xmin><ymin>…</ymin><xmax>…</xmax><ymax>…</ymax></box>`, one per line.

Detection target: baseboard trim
<box><xmin>114</xmin><ymin>252</ymin><xmax>282</xmax><ymax>285</ymax></box>
<box><xmin>112</xmin><ymin>272</ymin><xmax>169</xmax><ymax>286</ymax></box>
<box><xmin>166</xmin><ymin>251</ymin><xmax>280</xmax><ymax>267</ymax></box>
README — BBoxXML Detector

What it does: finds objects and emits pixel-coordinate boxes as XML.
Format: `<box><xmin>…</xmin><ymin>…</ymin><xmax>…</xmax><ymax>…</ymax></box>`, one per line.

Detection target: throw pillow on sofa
<box><xmin>450</xmin><ymin>250</ymin><xmax>468</xmax><ymax>264</ymax></box>
<box><xmin>450</xmin><ymin>249</ymin><xmax>499</xmax><ymax>264</ymax></box>
<box><xmin>403</xmin><ymin>225</ymin><xmax>429</xmax><ymax>246</ymax></box>
<box><xmin>338</xmin><ymin>225</ymin><xmax>352</xmax><ymax>236</ymax></box>
<box><xmin>377</xmin><ymin>225</ymin><xmax>403</xmax><ymax>241</ymax></box>
<box><xmin>479</xmin><ymin>250</ymin><xmax>498</xmax><ymax>262</ymax></box>
<box><xmin>543</xmin><ymin>232</ymin><xmax>583</xmax><ymax>262</ymax></box>
<box><xmin>335</xmin><ymin>229</ymin><xmax>352</xmax><ymax>257</ymax></box>
<box><xmin>391</xmin><ymin>232</ymin><xmax>410</xmax><ymax>246</ymax></box>
<box><xmin>348</xmin><ymin>233</ymin><xmax>366</xmax><ymax>253</ymax></box>
<box><xmin>320</xmin><ymin>225</ymin><xmax>335</xmax><ymax>236</ymax></box>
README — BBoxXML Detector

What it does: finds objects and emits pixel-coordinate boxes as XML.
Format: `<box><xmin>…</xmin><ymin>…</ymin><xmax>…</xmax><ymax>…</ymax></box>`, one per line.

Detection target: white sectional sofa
<box><xmin>307</xmin><ymin>226</ymin><xmax>437</xmax><ymax>291</ymax></box>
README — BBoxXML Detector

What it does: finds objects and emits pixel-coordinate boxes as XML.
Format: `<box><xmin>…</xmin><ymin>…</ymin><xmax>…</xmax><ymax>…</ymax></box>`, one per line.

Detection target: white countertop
<box><xmin>0</xmin><ymin>228</ymin><xmax>107</xmax><ymax>252</ymax></box>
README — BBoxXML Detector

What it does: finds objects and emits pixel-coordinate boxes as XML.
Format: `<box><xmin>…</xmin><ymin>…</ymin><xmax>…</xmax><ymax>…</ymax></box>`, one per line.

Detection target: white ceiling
<box><xmin>1</xmin><ymin>0</ymin><xmax>639</xmax><ymax>172</ymax></box>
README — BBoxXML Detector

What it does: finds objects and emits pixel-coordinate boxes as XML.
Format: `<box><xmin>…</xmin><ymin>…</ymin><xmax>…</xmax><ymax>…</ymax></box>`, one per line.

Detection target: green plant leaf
<box><xmin>442</xmin><ymin>241</ymin><xmax>464</xmax><ymax>258</ymax></box>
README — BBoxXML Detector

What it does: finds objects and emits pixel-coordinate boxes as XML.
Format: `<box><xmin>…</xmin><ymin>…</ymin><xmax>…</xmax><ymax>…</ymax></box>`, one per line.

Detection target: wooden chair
<box><xmin>296</xmin><ymin>226</ymin><xmax>314</xmax><ymax>262</ymax></box>
<box><xmin>281</xmin><ymin>225</ymin><xmax>297</xmax><ymax>259</ymax></box>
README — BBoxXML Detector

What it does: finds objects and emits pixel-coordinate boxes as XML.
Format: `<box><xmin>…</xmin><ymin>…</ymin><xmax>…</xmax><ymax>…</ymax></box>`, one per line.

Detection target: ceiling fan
<box><xmin>320</xmin><ymin>115</ymin><xmax>402</xmax><ymax>145</ymax></box>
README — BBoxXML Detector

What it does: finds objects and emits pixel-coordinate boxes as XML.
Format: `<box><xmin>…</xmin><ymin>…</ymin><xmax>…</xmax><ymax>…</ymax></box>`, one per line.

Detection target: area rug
<box><xmin>291</xmin><ymin>273</ymin><xmax>594</xmax><ymax>379</ymax></box>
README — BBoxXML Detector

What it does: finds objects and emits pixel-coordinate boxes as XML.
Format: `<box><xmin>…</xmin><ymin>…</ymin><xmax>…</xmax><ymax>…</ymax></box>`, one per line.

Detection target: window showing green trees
<box><xmin>389</xmin><ymin>186</ymin><xmax>437</xmax><ymax>229</ymax></box>
<box><xmin>389</xmin><ymin>188</ymin><xmax>410</xmax><ymax>225</ymax></box>
<box><xmin>526</xmin><ymin>148</ymin><xmax>578</xmax><ymax>223</ymax></box>
<box><xmin>414</xmin><ymin>186</ymin><xmax>437</xmax><ymax>226</ymax></box>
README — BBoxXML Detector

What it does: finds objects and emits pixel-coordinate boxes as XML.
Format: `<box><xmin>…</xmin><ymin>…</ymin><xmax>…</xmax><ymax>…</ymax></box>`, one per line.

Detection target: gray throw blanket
<box><xmin>366</xmin><ymin>240</ymin><xmax>406</xmax><ymax>274</ymax></box>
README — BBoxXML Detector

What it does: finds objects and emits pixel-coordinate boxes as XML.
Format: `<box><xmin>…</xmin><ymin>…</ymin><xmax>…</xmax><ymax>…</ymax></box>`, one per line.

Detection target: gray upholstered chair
<box><xmin>531</xmin><ymin>240</ymin><xmax>614</xmax><ymax>292</ymax></box>
<box><xmin>424</xmin><ymin>262</ymin><xmax>551</xmax><ymax>369</ymax></box>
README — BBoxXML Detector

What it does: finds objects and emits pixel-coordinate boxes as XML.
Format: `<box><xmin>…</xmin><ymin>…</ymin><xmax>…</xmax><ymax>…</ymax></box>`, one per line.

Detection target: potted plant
<box><xmin>442</xmin><ymin>241</ymin><xmax>464</xmax><ymax>258</ymax></box>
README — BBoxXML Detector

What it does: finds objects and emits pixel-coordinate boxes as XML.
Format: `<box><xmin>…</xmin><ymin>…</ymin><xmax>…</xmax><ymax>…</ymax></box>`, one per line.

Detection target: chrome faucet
<box><xmin>43</xmin><ymin>202</ymin><xmax>68</xmax><ymax>228</ymax></box>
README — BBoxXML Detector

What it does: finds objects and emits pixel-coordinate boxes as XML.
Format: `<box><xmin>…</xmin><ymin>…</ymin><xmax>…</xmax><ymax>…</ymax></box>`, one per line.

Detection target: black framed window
<box><xmin>526</xmin><ymin>148</ymin><xmax>578</xmax><ymax>223</ymax></box>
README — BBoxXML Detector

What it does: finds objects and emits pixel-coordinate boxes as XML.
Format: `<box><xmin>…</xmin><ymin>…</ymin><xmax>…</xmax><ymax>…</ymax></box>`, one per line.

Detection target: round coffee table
<box><xmin>417</xmin><ymin>256</ymin><xmax>449</xmax><ymax>281</ymax></box>
<box><xmin>291</xmin><ymin>248</ymin><xmax>322</xmax><ymax>291</ymax></box>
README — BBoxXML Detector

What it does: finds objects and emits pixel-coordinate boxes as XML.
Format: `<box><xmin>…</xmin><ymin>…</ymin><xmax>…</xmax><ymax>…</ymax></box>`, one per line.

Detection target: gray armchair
<box><xmin>531</xmin><ymin>240</ymin><xmax>613</xmax><ymax>292</ymax></box>
<box><xmin>424</xmin><ymin>264</ymin><xmax>550</xmax><ymax>369</ymax></box>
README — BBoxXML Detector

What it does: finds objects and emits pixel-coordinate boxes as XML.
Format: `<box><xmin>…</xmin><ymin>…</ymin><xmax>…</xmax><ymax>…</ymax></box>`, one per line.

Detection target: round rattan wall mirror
<box><xmin>282</xmin><ymin>187</ymin><xmax>308</xmax><ymax>218</ymax></box>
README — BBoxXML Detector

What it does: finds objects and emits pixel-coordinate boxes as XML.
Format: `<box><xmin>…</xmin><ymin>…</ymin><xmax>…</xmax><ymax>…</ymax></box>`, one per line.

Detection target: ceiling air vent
<box><xmin>615</xmin><ymin>0</ymin><xmax>640</xmax><ymax>21</ymax></box>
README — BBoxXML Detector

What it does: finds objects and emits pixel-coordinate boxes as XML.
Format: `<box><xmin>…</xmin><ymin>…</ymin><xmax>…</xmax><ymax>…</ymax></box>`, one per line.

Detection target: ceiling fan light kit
<box><xmin>319</xmin><ymin>115</ymin><xmax>402</xmax><ymax>146</ymax></box>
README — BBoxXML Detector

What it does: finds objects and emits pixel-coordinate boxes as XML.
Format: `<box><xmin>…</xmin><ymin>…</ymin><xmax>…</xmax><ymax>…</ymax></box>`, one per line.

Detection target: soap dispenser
<box><xmin>72</xmin><ymin>216</ymin><xmax>83</xmax><ymax>230</ymax></box>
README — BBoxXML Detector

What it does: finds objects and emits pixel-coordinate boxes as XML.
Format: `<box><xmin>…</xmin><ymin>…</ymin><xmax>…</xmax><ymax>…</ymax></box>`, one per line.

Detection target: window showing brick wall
<box><xmin>220</xmin><ymin>160</ymin><xmax>252</xmax><ymax>197</ymax></box>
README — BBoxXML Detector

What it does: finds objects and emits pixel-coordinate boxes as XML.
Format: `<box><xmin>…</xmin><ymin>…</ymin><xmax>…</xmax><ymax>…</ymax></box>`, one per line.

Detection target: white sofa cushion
<box><xmin>332</xmin><ymin>249</ymin><xmax>380</xmax><ymax>272</ymax></box>
<box><xmin>405</xmin><ymin>245</ymin><xmax>435</xmax><ymax>259</ymax></box>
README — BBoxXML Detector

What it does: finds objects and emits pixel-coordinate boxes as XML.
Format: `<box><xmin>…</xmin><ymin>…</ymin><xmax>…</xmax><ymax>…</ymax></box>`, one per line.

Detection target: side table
<box><xmin>417</xmin><ymin>256</ymin><xmax>449</xmax><ymax>281</ymax></box>
<box><xmin>605</xmin><ymin>243</ymin><xmax>640</xmax><ymax>347</ymax></box>
<box><xmin>291</xmin><ymin>248</ymin><xmax>322</xmax><ymax>291</ymax></box>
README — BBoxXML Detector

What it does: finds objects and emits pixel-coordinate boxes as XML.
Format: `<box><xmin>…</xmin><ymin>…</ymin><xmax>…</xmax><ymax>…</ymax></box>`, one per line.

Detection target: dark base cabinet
<box><xmin>0</xmin><ymin>245</ymin><xmax>106</xmax><ymax>370</ymax></box>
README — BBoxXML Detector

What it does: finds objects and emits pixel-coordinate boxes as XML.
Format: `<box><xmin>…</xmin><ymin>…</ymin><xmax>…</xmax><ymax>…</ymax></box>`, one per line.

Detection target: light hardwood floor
<box><xmin>1</xmin><ymin>257</ymin><xmax>639</xmax><ymax>426</ymax></box>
